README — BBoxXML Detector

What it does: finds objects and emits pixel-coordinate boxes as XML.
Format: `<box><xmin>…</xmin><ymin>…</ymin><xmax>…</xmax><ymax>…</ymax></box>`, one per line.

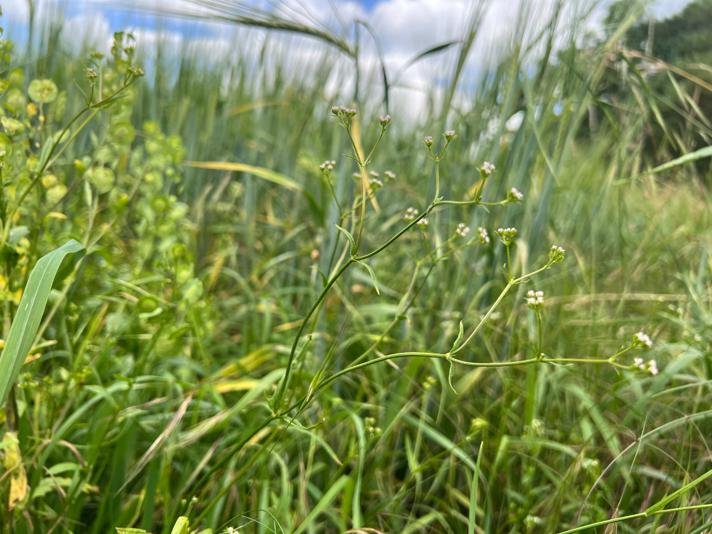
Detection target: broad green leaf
<box><xmin>0</xmin><ymin>240</ymin><xmax>84</xmax><ymax>405</ymax></box>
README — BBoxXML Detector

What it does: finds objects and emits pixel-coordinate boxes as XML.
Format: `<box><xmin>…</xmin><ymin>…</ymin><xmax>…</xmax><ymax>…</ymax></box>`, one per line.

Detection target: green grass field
<box><xmin>0</xmin><ymin>1</ymin><xmax>711</xmax><ymax>532</ymax></box>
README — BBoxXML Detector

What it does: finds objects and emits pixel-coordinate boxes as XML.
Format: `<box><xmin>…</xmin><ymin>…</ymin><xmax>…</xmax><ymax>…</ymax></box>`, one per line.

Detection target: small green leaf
<box><xmin>335</xmin><ymin>224</ymin><xmax>356</xmax><ymax>252</ymax></box>
<box><xmin>356</xmin><ymin>260</ymin><xmax>380</xmax><ymax>295</ymax></box>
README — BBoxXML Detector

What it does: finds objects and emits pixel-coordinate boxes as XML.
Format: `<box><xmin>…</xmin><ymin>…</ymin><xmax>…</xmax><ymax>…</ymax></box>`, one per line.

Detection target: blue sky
<box><xmin>5</xmin><ymin>1</ymin><xmax>693</xmax><ymax>40</ymax></box>
<box><xmin>3</xmin><ymin>0</ymin><xmax>695</xmax><ymax>123</ymax></box>
<box><xmin>7</xmin><ymin>0</ymin><xmax>695</xmax><ymax>38</ymax></box>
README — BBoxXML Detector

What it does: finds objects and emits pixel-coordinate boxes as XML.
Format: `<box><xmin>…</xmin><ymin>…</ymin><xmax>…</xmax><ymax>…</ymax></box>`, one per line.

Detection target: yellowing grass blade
<box><xmin>0</xmin><ymin>239</ymin><xmax>84</xmax><ymax>405</ymax></box>
<box><xmin>185</xmin><ymin>160</ymin><xmax>302</xmax><ymax>191</ymax></box>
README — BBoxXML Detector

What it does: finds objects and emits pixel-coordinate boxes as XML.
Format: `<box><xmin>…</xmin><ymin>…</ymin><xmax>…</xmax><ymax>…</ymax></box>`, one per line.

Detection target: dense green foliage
<box><xmin>0</xmin><ymin>2</ymin><xmax>711</xmax><ymax>533</ymax></box>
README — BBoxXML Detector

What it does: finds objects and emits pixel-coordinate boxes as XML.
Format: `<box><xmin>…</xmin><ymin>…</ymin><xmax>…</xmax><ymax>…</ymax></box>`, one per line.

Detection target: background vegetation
<box><xmin>0</xmin><ymin>0</ymin><xmax>710</xmax><ymax>532</ymax></box>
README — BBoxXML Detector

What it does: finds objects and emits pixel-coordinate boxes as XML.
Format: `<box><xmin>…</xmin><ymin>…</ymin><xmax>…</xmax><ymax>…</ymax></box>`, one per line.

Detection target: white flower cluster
<box><xmin>549</xmin><ymin>245</ymin><xmax>565</xmax><ymax>264</ymax></box>
<box><xmin>379</xmin><ymin>114</ymin><xmax>391</xmax><ymax>127</ymax></box>
<box><xmin>331</xmin><ymin>105</ymin><xmax>357</xmax><ymax>118</ymax></box>
<box><xmin>478</xmin><ymin>227</ymin><xmax>490</xmax><ymax>244</ymax></box>
<box><xmin>368</xmin><ymin>170</ymin><xmax>383</xmax><ymax>189</ymax></box>
<box><xmin>444</xmin><ymin>129</ymin><xmax>456</xmax><ymax>141</ymax></box>
<box><xmin>633</xmin><ymin>331</ymin><xmax>653</xmax><ymax>348</ymax></box>
<box><xmin>508</xmin><ymin>187</ymin><xmax>524</xmax><ymax>202</ymax></box>
<box><xmin>633</xmin><ymin>357</ymin><xmax>659</xmax><ymax>375</ymax></box>
<box><xmin>526</xmin><ymin>289</ymin><xmax>544</xmax><ymax>308</ymax></box>
<box><xmin>481</xmin><ymin>161</ymin><xmax>495</xmax><ymax>176</ymax></box>
<box><xmin>416</xmin><ymin>218</ymin><xmax>429</xmax><ymax>227</ymax></box>
<box><xmin>319</xmin><ymin>160</ymin><xmax>336</xmax><ymax>172</ymax></box>
<box><xmin>404</xmin><ymin>207</ymin><xmax>419</xmax><ymax>221</ymax></box>
<box><xmin>424</xmin><ymin>135</ymin><xmax>434</xmax><ymax>147</ymax></box>
<box><xmin>496</xmin><ymin>227</ymin><xmax>518</xmax><ymax>246</ymax></box>
<box><xmin>384</xmin><ymin>170</ymin><xmax>396</xmax><ymax>180</ymax></box>
<box><xmin>456</xmin><ymin>223</ymin><xmax>470</xmax><ymax>237</ymax></box>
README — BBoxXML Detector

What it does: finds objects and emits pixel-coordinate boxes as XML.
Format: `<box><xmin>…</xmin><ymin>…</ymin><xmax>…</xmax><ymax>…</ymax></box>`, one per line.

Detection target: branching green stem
<box><xmin>557</xmin><ymin>503</ymin><xmax>712</xmax><ymax>534</ymax></box>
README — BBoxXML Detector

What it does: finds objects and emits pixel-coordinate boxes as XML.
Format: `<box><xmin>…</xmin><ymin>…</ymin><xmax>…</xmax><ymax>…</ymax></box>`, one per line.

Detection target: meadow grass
<box><xmin>0</xmin><ymin>2</ymin><xmax>711</xmax><ymax>533</ymax></box>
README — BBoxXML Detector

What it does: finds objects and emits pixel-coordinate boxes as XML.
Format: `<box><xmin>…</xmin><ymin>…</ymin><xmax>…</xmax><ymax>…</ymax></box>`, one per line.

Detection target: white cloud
<box><xmin>3</xmin><ymin>1</ymin><xmax>30</xmax><ymax>25</ymax></box>
<box><xmin>61</xmin><ymin>12</ymin><xmax>113</xmax><ymax>53</ymax></box>
<box><xmin>9</xmin><ymin>0</ymin><xmax>694</xmax><ymax>125</ymax></box>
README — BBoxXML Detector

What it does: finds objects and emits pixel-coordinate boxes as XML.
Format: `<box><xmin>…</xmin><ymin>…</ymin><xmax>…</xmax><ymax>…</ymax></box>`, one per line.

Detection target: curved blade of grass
<box><xmin>185</xmin><ymin>160</ymin><xmax>302</xmax><ymax>191</ymax></box>
<box><xmin>649</xmin><ymin>145</ymin><xmax>712</xmax><ymax>174</ymax></box>
<box><xmin>393</xmin><ymin>40</ymin><xmax>461</xmax><ymax>86</ymax></box>
<box><xmin>155</xmin><ymin>1</ymin><xmax>354</xmax><ymax>57</ymax></box>
<box><xmin>356</xmin><ymin>19</ymin><xmax>390</xmax><ymax>112</ymax></box>
<box><xmin>403</xmin><ymin>413</ymin><xmax>476</xmax><ymax>470</ymax></box>
<box><xmin>293</xmin><ymin>475</ymin><xmax>349</xmax><ymax>534</ymax></box>
<box><xmin>118</xmin><ymin>394</ymin><xmax>193</xmax><ymax>494</ymax></box>
<box><xmin>645</xmin><ymin>467</ymin><xmax>712</xmax><ymax>515</ymax></box>
<box><xmin>0</xmin><ymin>239</ymin><xmax>84</xmax><ymax>405</ymax></box>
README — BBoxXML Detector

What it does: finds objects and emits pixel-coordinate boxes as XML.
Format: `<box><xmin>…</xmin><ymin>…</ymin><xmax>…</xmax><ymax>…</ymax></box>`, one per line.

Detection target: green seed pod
<box><xmin>28</xmin><ymin>79</ymin><xmax>58</xmax><ymax>104</ymax></box>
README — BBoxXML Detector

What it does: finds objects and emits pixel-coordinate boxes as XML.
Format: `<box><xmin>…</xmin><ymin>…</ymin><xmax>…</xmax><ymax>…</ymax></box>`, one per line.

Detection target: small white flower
<box><xmin>647</xmin><ymin>359</ymin><xmax>659</xmax><ymax>375</ymax></box>
<box><xmin>496</xmin><ymin>227</ymin><xmax>518</xmax><ymax>246</ymax></box>
<box><xmin>481</xmin><ymin>161</ymin><xmax>495</xmax><ymax>176</ymax></box>
<box><xmin>456</xmin><ymin>223</ymin><xmax>470</xmax><ymax>237</ymax></box>
<box><xmin>633</xmin><ymin>331</ymin><xmax>653</xmax><ymax>348</ymax></box>
<box><xmin>331</xmin><ymin>105</ymin><xmax>357</xmax><ymax>118</ymax></box>
<box><xmin>526</xmin><ymin>289</ymin><xmax>544</xmax><ymax>308</ymax></box>
<box><xmin>444</xmin><ymin>129</ymin><xmax>456</xmax><ymax>141</ymax></box>
<box><xmin>368</xmin><ymin>177</ymin><xmax>383</xmax><ymax>189</ymax></box>
<box><xmin>416</xmin><ymin>218</ymin><xmax>429</xmax><ymax>227</ymax></box>
<box><xmin>379</xmin><ymin>114</ymin><xmax>391</xmax><ymax>127</ymax></box>
<box><xmin>424</xmin><ymin>135</ymin><xmax>433</xmax><ymax>147</ymax></box>
<box><xmin>632</xmin><ymin>357</ymin><xmax>659</xmax><ymax>376</ymax></box>
<box><xmin>404</xmin><ymin>207</ymin><xmax>418</xmax><ymax>221</ymax></box>
<box><xmin>478</xmin><ymin>227</ymin><xmax>490</xmax><ymax>244</ymax></box>
<box><xmin>319</xmin><ymin>160</ymin><xmax>336</xmax><ymax>172</ymax></box>
<box><xmin>549</xmin><ymin>245</ymin><xmax>565</xmax><ymax>264</ymax></box>
<box><xmin>384</xmin><ymin>170</ymin><xmax>396</xmax><ymax>180</ymax></box>
<box><xmin>508</xmin><ymin>187</ymin><xmax>524</xmax><ymax>202</ymax></box>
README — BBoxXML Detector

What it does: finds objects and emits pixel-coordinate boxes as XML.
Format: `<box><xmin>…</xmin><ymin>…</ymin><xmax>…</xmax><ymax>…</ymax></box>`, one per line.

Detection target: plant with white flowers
<box><xmin>271</xmin><ymin>109</ymin><xmax>660</xmax><ymax>413</ymax></box>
